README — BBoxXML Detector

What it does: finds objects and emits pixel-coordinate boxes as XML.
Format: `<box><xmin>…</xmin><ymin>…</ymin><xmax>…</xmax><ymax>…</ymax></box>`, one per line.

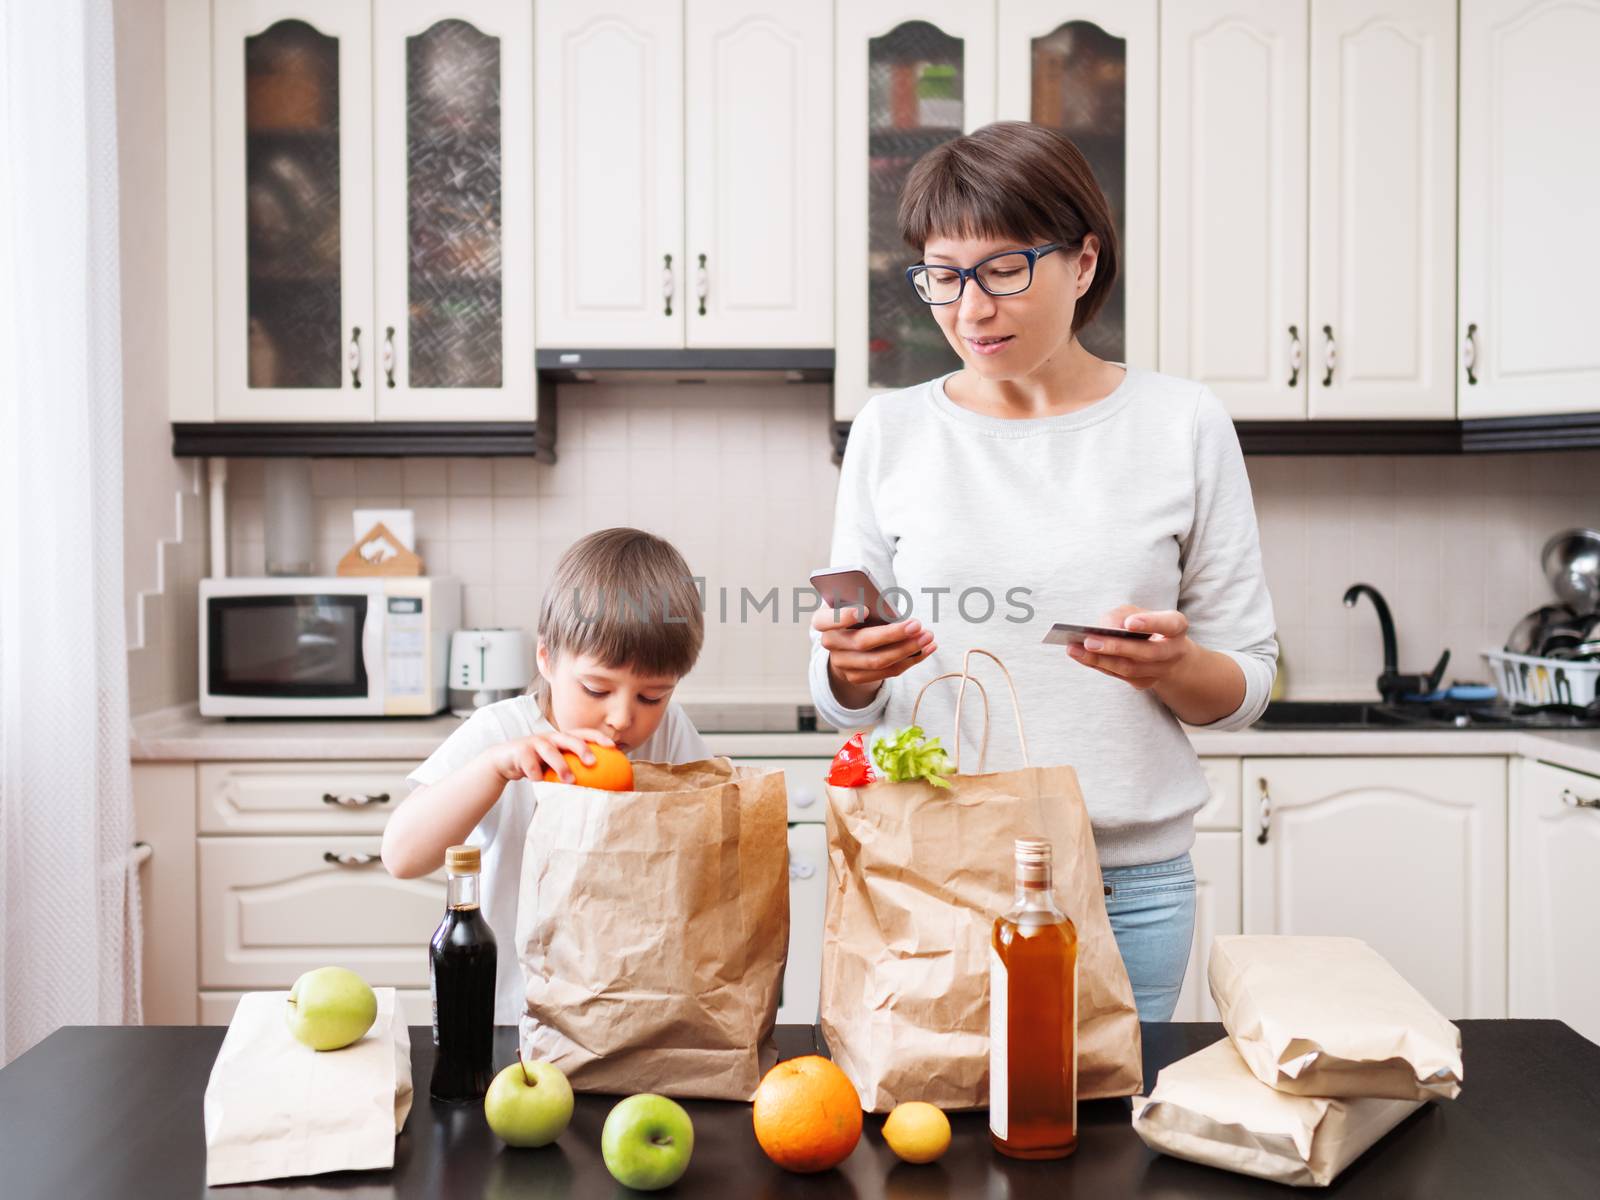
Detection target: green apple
<box><xmin>284</xmin><ymin>966</ymin><xmax>377</xmax><ymax>1051</ymax></box>
<box><xmin>601</xmin><ymin>1093</ymin><xmax>694</xmax><ymax>1191</ymax></box>
<box><xmin>484</xmin><ymin>1051</ymin><xmax>574</xmax><ymax>1148</ymax></box>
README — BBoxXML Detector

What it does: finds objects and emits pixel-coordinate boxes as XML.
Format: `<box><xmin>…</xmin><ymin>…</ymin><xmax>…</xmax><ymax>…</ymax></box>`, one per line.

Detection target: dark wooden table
<box><xmin>2</xmin><ymin>1021</ymin><xmax>1597</xmax><ymax>1198</ymax></box>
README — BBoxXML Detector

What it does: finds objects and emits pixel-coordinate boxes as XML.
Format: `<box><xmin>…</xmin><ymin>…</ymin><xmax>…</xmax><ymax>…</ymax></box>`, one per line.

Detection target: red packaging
<box><xmin>825</xmin><ymin>733</ymin><xmax>877</xmax><ymax>788</ymax></box>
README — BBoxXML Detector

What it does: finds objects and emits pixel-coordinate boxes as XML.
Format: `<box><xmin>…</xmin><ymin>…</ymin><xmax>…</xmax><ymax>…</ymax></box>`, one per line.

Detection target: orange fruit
<box><xmin>542</xmin><ymin>743</ymin><xmax>634</xmax><ymax>791</ymax></box>
<box><xmin>751</xmin><ymin>1055</ymin><xmax>862</xmax><ymax>1173</ymax></box>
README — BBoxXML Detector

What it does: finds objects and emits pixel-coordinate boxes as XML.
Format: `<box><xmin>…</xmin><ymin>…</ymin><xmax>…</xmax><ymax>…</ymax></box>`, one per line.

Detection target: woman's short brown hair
<box><xmin>537</xmin><ymin>527</ymin><xmax>704</xmax><ymax>678</ymax></box>
<box><xmin>897</xmin><ymin>121</ymin><xmax>1119</xmax><ymax>333</ymax></box>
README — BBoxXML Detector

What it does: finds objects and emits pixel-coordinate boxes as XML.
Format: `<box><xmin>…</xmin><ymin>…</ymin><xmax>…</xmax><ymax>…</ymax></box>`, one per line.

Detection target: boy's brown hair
<box><xmin>897</xmin><ymin>120</ymin><xmax>1120</xmax><ymax>335</ymax></box>
<box><xmin>536</xmin><ymin>527</ymin><xmax>704</xmax><ymax>678</ymax></box>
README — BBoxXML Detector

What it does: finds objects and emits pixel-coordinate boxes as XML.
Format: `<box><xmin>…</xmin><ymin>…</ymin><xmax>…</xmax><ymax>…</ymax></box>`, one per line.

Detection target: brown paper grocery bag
<box><xmin>1208</xmin><ymin>935</ymin><xmax>1464</xmax><ymax>1101</ymax></box>
<box><xmin>203</xmin><ymin>987</ymin><xmax>413</xmax><ymax>1186</ymax></box>
<box><xmin>1132</xmin><ymin>1038</ymin><xmax>1424</xmax><ymax>1187</ymax></box>
<box><xmin>818</xmin><ymin>649</ymin><xmax>1142</xmax><ymax>1112</ymax></box>
<box><xmin>516</xmin><ymin>757</ymin><xmax>789</xmax><ymax>1100</ymax></box>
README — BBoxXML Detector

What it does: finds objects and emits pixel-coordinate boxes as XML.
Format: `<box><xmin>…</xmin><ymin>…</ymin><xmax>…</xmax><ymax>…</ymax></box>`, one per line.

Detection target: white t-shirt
<box><xmin>406</xmin><ymin>693</ymin><xmax>714</xmax><ymax>1024</ymax></box>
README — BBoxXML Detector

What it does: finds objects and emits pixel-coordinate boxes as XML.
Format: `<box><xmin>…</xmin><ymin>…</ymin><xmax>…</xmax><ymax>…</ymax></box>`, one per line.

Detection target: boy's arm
<box><xmin>381</xmin><ymin>751</ymin><xmax>510</xmax><ymax>879</ymax></box>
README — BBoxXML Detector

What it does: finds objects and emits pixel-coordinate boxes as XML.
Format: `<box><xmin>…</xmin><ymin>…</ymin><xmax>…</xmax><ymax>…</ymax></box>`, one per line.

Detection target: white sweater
<box><xmin>808</xmin><ymin>367</ymin><xmax>1278</xmax><ymax>867</ymax></box>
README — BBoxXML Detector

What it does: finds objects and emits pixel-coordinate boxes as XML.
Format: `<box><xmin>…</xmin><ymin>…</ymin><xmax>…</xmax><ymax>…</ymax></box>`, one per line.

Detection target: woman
<box><xmin>808</xmin><ymin>121</ymin><xmax>1277</xmax><ymax>1022</ymax></box>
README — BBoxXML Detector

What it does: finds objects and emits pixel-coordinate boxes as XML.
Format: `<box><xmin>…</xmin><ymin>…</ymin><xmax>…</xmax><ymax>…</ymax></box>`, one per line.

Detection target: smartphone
<box><xmin>1042</xmin><ymin>621</ymin><xmax>1156</xmax><ymax>646</ymax></box>
<box><xmin>810</xmin><ymin>565</ymin><xmax>898</xmax><ymax>628</ymax></box>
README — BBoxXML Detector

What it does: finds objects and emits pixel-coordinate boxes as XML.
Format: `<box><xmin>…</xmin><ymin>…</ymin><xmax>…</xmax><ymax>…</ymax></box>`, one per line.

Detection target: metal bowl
<box><xmin>1541</xmin><ymin>529</ymin><xmax>1600</xmax><ymax>614</ymax></box>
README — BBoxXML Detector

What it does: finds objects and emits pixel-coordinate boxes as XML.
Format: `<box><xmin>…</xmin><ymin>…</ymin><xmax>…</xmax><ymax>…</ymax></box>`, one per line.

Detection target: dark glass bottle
<box><xmin>429</xmin><ymin>844</ymin><xmax>496</xmax><ymax>1102</ymax></box>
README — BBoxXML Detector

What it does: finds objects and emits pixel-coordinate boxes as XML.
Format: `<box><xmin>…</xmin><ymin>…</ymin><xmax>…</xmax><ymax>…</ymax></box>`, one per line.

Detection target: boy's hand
<box><xmin>484</xmin><ymin>729</ymin><xmax>617</xmax><ymax>784</ymax></box>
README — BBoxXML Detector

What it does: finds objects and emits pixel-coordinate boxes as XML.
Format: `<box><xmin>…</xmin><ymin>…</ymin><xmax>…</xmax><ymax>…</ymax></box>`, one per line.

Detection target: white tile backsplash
<box><xmin>223</xmin><ymin>388</ymin><xmax>1600</xmax><ymax>704</ymax></box>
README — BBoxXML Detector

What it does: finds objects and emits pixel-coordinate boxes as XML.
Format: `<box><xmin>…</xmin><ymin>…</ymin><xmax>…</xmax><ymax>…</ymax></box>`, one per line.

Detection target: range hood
<box><xmin>536</xmin><ymin>348</ymin><xmax>833</xmax><ymax>384</ymax></box>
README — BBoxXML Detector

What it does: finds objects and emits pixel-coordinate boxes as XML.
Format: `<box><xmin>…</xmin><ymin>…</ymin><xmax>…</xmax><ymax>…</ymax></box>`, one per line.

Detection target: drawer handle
<box><xmin>1560</xmin><ymin>788</ymin><xmax>1600</xmax><ymax>810</ymax></box>
<box><xmin>323</xmin><ymin>851</ymin><xmax>382</xmax><ymax>867</ymax></box>
<box><xmin>322</xmin><ymin>791</ymin><xmax>391</xmax><ymax>807</ymax></box>
<box><xmin>1257</xmin><ymin>777</ymin><xmax>1272</xmax><ymax>845</ymax></box>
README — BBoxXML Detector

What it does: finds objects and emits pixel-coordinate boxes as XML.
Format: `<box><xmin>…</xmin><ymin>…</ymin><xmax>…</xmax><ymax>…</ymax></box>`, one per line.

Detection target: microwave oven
<box><xmin>198</xmin><ymin>576</ymin><xmax>461</xmax><ymax>717</ymax></box>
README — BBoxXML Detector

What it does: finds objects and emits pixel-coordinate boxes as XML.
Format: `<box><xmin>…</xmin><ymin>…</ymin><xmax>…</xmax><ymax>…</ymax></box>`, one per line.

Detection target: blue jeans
<box><xmin>1102</xmin><ymin>852</ymin><xmax>1197</xmax><ymax>1023</ymax></box>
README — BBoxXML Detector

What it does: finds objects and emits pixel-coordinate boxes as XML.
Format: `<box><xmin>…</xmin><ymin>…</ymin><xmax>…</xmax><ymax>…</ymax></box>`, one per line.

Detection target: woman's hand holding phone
<box><xmin>812</xmin><ymin>606</ymin><xmax>936</xmax><ymax>710</ymax></box>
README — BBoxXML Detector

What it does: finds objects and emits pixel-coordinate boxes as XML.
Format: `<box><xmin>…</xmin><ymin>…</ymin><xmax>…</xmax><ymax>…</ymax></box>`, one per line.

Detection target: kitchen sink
<box><xmin>1252</xmin><ymin>701</ymin><xmax>1426</xmax><ymax>729</ymax></box>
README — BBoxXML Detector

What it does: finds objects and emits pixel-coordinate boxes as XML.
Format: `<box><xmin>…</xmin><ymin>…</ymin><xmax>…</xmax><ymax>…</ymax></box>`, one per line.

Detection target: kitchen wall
<box><xmin>117</xmin><ymin>0</ymin><xmax>210</xmax><ymax>717</ymax></box>
<box><xmin>223</xmin><ymin>385</ymin><xmax>1599</xmax><ymax>703</ymax></box>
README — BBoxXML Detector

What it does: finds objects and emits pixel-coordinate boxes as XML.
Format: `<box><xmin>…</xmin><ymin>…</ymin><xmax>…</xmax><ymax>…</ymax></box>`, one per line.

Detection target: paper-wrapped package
<box><xmin>1209</xmin><ymin>935</ymin><xmax>1463</xmax><ymax>1100</ymax></box>
<box><xmin>517</xmin><ymin>758</ymin><xmax>789</xmax><ymax>1101</ymax></box>
<box><xmin>1133</xmin><ymin>1038</ymin><xmax>1424</xmax><ymax>1187</ymax></box>
<box><xmin>204</xmin><ymin>987</ymin><xmax>413</xmax><ymax>1186</ymax></box>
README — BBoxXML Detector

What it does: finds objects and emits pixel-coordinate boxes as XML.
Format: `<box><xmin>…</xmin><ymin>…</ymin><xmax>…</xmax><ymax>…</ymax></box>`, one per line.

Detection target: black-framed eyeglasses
<box><xmin>904</xmin><ymin>242</ymin><xmax>1065</xmax><ymax>305</ymax></box>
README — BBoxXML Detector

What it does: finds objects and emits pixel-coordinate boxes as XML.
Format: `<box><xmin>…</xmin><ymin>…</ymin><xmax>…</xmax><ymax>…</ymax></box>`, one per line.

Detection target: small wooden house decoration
<box><xmin>337</xmin><ymin>521</ymin><xmax>424</xmax><ymax>576</ymax></box>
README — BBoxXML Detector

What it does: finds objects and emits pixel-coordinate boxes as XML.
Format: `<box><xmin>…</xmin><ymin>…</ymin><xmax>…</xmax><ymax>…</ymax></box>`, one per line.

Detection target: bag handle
<box><xmin>908</xmin><ymin>648</ymin><xmax>1030</xmax><ymax>774</ymax></box>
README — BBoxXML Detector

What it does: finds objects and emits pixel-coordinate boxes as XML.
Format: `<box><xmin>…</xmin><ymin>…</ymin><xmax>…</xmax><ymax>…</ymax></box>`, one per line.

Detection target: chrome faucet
<box><xmin>1342</xmin><ymin>583</ymin><xmax>1450</xmax><ymax>705</ymax></box>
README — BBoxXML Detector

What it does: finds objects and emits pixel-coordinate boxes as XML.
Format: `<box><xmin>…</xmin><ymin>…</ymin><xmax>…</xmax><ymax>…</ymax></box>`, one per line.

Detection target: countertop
<box><xmin>3</xmin><ymin>1021</ymin><xmax>1595</xmax><ymax>1198</ymax></box>
<box><xmin>129</xmin><ymin>704</ymin><xmax>1600</xmax><ymax>776</ymax></box>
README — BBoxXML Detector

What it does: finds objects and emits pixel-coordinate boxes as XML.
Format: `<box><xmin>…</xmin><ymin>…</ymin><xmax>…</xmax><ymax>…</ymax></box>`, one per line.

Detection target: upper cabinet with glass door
<box><xmin>997</xmin><ymin>1</ymin><xmax>1157</xmax><ymax>372</ymax></box>
<box><xmin>210</xmin><ymin>0</ymin><xmax>533</xmax><ymax>422</ymax></box>
<box><xmin>374</xmin><ymin>0</ymin><xmax>533</xmax><ymax>419</ymax></box>
<box><xmin>214</xmin><ymin>2</ymin><xmax>373</xmax><ymax>420</ymax></box>
<box><xmin>836</xmin><ymin>1</ymin><xmax>997</xmax><ymax>421</ymax></box>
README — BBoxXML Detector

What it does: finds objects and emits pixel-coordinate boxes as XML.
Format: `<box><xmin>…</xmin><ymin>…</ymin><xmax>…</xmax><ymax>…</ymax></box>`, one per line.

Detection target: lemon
<box><xmin>882</xmin><ymin>1101</ymin><xmax>951</xmax><ymax>1164</ymax></box>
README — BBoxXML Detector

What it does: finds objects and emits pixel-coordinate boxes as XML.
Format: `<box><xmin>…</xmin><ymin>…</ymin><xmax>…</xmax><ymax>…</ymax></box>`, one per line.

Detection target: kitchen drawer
<box><xmin>777</xmin><ymin>823</ymin><xmax>826</xmax><ymax>1026</ymax></box>
<box><xmin>199</xmin><ymin>761</ymin><xmax>415</xmax><ymax>834</ymax></box>
<box><xmin>1195</xmin><ymin>757</ymin><xmax>1241</xmax><ymax>830</ymax></box>
<box><xmin>199</xmin><ymin>836</ymin><xmax>443</xmax><ymax>989</ymax></box>
<box><xmin>199</xmin><ymin>988</ymin><xmax>434</xmax><ymax>1029</ymax></box>
<box><xmin>731</xmin><ymin>757</ymin><xmax>830</xmax><ymax>822</ymax></box>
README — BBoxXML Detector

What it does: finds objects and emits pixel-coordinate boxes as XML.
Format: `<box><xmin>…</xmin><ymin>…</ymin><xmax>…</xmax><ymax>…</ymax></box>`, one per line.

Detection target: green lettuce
<box><xmin>870</xmin><ymin>725</ymin><xmax>955</xmax><ymax>788</ymax></box>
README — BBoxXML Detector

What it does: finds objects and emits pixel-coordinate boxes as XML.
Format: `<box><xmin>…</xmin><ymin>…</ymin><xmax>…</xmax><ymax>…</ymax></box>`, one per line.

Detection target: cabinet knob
<box><xmin>323</xmin><ymin>851</ymin><xmax>382</xmax><ymax>867</ymax></box>
<box><xmin>322</xmin><ymin>791</ymin><xmax>391</xmax><ymax>807</ymax></box>
<box><xmin>1463</xmin><ymin>323</ymin><xmax>1479</xmax><ymax>385</ymax></box>
<box><xmin>382</xmin><ymin>326</ymin><xmax>396</xmax><ymax>389</ymax></box>
<box><xmin>662</xmin><ymin>254</ymin><xmax>675</xmax><ymax>317</ymax></box>
<box><xmin>792</xmin><ymin>788</ymin><xmax>817</xmax><ymax>809</ymax></box>
<box><xmin>347</xmin><ymin>326</ymin><xmax>363</xmax><ymax>389</ymax></box>
<box><xmin>1287</xmin><ymin>325</ymin><xmax>1302</xmax><ymax>388</ymax></box>
<box><xmin>1321</xmin><ymin>325</ymin><xmax>1336</xmax><ymax>387</ymax></box>
<box><xmin>1256</xmin><ymin>777</ymin><xmax>1273</xmax><ymax>845</ymax></box>
<box><xmin>1560</xmin><ymin>788</ymin><xmax>1600</xmax><ymax>810</ymax></box>
<box><xmin>790</xmin><ymin>860</ymin><xmax>816</xmax><ymax>881</ymax></box>
<box><xmin>696</xmin><ymin>253</ymin><xmax>709</xmax><ymax>316</ymax></box>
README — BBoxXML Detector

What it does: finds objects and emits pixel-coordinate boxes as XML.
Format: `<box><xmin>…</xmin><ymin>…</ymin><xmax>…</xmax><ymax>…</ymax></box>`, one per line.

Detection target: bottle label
<box><xmin>989</xmin><ymin>944</ymin><xmax>1007</xmax><ymax>1140</ymax></box>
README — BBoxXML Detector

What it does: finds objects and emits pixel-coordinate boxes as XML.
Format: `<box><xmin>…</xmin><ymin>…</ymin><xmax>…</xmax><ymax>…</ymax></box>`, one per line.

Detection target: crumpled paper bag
<box><xmin>517</xmin><ymin>757</ymin><xmax>789</xmax><ymax>1100</ymax></box>
<box><xmin>204</xmin><ymin>987</ymin><xmax>412</xmax><ymax>1186</ymax></box>
<box><xmin>1209</xmin><ymin>935</ymin><xmax>1463</xmax><ymax>1100</ymax></box>
<box><xmin>1133</xmin><ymin>1037</ymin><xmax>1423</xmax><ymax>1187</ymax></box>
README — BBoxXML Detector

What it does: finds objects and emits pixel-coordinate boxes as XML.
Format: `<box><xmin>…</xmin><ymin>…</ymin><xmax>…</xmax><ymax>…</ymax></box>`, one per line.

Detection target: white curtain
<box><xmin>0</xmin><ymin>0</ymin><xmax>142</xmax><ymax>1064</ymax></box>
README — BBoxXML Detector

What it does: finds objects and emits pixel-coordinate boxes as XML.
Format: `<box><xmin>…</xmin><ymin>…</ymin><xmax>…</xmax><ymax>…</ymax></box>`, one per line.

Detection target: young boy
<box><xmin>382</xmin><ymin>527</ymin><xmax>712</xmax><ymax>1023</ymax></box>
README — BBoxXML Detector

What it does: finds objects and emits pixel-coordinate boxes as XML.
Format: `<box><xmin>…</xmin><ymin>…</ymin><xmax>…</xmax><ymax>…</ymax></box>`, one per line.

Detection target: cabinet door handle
<box><xmin>323</xmin><ymin>851</ymin><xmax>382</xmax><ymax>867</ymax></box>
<box><xmin>382</xmin><ymin>326</ymin><xmax>396</xmax><ymax>388</ymax></box>
<box><xmin>1287</xmin><ymin>324</ymin><xmax>1302</xmax><ymax>387</ymax></box>
<box><xmin>1560</xmin><ymin>788</ymin><xmax>1600</xmax><ymax>810</ymax></box>
<box><xmin>347</xmin><ymin>326</ymin><xmax>363</xmax><ymax>388</ymax></box>
<box><xmin>322</xmin><ymin>791</ymin><xmax>391</xmax><ymax>808</ymax></box>
<box><xmin>1321</xmin><ymin>325</ymin><xmax>1336</xmax><ymax>387</ymax></box>
<box><xmin>696</xmin><ymin>253</ymin><xmax>709</xmax><ymax>316</ymax></box>
<box><xmin>1463</xmin><ymin>322</ymin><xmax>1479</xmax><ymax>385</ymax></box>
<box><xmin>1257</xmin><ymin>777</ymin><xmax>1273</xmax><ymax>845</ymax></box>
<box><xmin>662</xmin><ymin>253</ymin><xmax>675</xmax><ymax>317</ymax></box>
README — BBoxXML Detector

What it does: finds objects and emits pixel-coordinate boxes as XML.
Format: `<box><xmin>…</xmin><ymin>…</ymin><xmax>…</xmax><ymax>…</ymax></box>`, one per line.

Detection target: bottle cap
<box><xmin>445</xmin><ymin>844</ymin><xmax>481</xmax><ymax>874</ymax></box>
<box><xmin>1014</xmin><ymin>837</ymin><xmax>1052</xmax><ymax>887</ymax></box>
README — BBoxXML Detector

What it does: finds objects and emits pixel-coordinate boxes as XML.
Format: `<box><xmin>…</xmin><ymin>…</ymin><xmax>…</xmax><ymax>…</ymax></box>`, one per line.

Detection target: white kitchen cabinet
<box><xmin>373</xmin><ymin>0</ymin><xmax>534</xmax><ymax>419</ymax></box>
<box><xmin>208</xmin><ymin>0</ymin><xmax>534</xmax><ymax>422</ymax></box>
<box><xmin>198</xmin><ymin>760</ymin><xmax>413</xmax><ymax>834</ymax></box>
<box><xmin>778</xmin><ymin>823</ymin><xmax>828</xmax><ymax>1025</ymax></box>
<box><xmin>537</xmin><ymin>0</ymin><xmax>831</xmax><ymax>350</ymax></box>
<box><xmin>198</xmin><ymin>836</ymin><xmax>444</xmax><ymax>989</ymax></box>
<box><xmin>199</xmin><ymin>988</ymin><xmax>434</xmax><ymax>1028</ymax></box>
<box><xmin>1509</xmin><ymin>760</ymin><xmax>1600</xmax><ymax>1043</ymax></box>
<box><xmin>1458</xmin><ymin>0</ymin><xmax>1600</xmax><ymax>418</ymax></box>
<box><xmin>835</xmin><ymin>0</ymin><xmax>997</xmax><ymax>420</ymax></box>
<box><xmin>1243</xmin><ymin>757</ymin><xmax>1508</xmax><ymax>1018</ymax></box>
<box><xmin>133</xmin><ymin>764</ymin><xmax>199</xmax><ymax>1024</ymax></box>
<box><xmin>212</xmin><ymin>0</ymin><xmax>375</xmax><ymax>420</ymax></box>
<box><xmin>685</xmin><ymin>0</ymin><xmax>834</xmax><ymax>347</ymax></box>
<box><xmin>996</xmin><ymin>0</ymin><xmax>1157</xmax><ymax>371</ymax></box>
<box><xmin>1160</xmin><ymin>0</ymin><xmax>1308</xmax><ymax>421</ymax></box>
<box><xmin>535</xmin><ymin>0</ymin><xmax>682</xmax><ymax>349</ymax></box>
<box><xmin>1175</xmin><ymin>832</ymin><xmax>1243</xmax><ymax>1022</ymax></box>
<box><xmin>1308</xmin><ymin>0</ymin><xmax>1457</xmax><ymax>420</ymax></box>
